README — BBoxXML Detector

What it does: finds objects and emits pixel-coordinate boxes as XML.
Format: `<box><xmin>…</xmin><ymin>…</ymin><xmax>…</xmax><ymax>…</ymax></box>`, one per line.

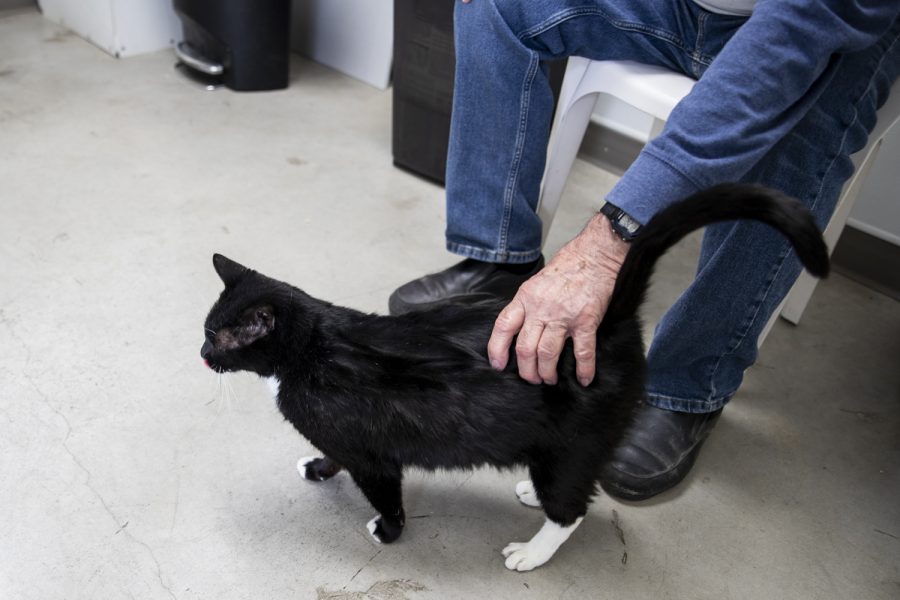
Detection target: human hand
<box><xmin>487</xmin><ymin>214</ymin><xmax>630</xmax><ymax>387</ymax></box>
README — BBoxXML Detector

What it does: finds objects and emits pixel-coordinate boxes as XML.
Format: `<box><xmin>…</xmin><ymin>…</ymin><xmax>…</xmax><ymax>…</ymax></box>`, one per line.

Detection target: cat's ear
<box><xmin>240</xmin><ymin>304</ymin><xmax>276</xmax><ymax>344</ymax></box>
<box><xmin>213</xmin><ymin>254</ymin><xmax>248</xmax><ymax>287</ymax></box>
<box><xmin>220</xmin><ymin>305</ymin><xmax>275</xmax><ymax>350</ymax></box>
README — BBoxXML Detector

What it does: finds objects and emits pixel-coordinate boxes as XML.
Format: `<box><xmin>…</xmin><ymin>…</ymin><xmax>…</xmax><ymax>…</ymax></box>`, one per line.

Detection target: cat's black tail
<box><xmin>602</xmin><ymin>184</ymin><xmax>830</xmax><ymax>326</ymax></box>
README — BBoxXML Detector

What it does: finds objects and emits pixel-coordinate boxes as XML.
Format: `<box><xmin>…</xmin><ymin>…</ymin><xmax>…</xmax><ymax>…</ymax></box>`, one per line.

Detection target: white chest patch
<box><xmin>265</xmin><ymin>376</ymin><xmax>280</xmax><ymax>403</ymax></box>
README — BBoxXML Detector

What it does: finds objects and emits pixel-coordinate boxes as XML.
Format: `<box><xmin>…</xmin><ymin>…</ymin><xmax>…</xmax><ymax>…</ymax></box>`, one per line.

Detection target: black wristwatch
<box><xmin>599</xmin><ymin>201</ymin><xmax>643</xmax><ymax>242</ymax></box>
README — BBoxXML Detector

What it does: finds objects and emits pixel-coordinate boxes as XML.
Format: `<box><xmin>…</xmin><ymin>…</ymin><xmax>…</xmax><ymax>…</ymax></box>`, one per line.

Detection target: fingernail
<box><xmin>579</xmin><ymin>377</ymin><xmax>591</xmax><ymax>387</ymax></box>
<box><xmin>491</xmin><ymin>360</ymin><xmax>502</xmax><ymax>370</ymax></box>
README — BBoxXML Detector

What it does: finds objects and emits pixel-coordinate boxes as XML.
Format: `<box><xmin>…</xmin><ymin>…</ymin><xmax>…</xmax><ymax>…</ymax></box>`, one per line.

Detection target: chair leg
<box><xmin>757</xmin><ymin>295</ymin><xmax>787</xmax><ymax>348</ymax></box>
<box><xmin>779</xmin><ymin>137</ymin><xmax>886</xmax><ymax>325</ymax></box>
<box><xmin>537</xmin><ymin>92</ymin><xmax>599</xmax><ymax>244</ymax></box>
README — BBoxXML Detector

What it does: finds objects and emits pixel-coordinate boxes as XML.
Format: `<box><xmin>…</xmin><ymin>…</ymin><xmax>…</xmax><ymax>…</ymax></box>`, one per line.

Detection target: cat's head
<box><xmin>201</xmin><ymin>254</ymin><xmax>284</xmax><ymax>377</ymax></box>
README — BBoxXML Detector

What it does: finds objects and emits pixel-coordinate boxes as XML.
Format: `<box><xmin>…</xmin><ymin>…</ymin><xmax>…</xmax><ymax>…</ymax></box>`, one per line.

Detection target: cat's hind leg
<box><xmin>502</xmin><ymin>457</ymin><xmax>593</xmax><ymax>571</ymax></box>
<box><xmin>350</xmin><ymin>468</ymin><xmax>405</xmax><ymax>544</ymax></box>
<box><xmin>297</xmin><ymin>455</ymin><xmax>342</xmax><ymax>481</ymax></box>
<box><xmin>501</xmin><ymin>516</ymin><xmax>584</xmax><ymax>572</ymax></box>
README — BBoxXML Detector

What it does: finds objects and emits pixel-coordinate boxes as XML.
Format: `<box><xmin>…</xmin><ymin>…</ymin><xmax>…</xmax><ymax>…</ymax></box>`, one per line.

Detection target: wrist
<box><xmin>572</xmin><ymin>213</ymin><xmax>630</xmax><ymax>272</ymax></box>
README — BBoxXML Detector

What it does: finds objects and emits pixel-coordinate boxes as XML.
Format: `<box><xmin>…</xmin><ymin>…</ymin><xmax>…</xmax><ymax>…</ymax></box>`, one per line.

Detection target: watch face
<box><xmin>620</xmin><ymin>213</ymin><xmax>641</xmax><ymax>235</ymax></box>
<box><xmin>600</xmin><ymin>202</ymin><xmax>641</xmax><ymax>239</ymax></box>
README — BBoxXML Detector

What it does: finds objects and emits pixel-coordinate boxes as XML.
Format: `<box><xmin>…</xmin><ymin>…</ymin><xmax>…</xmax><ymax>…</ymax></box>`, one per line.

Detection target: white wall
<box><xmin>848</xmin><ymin>125</ymin><xmax>900</xmax><ymax>245</ymax></box>
<box><xmin>290</xmin><ymin>0</ymin><xmax>393</xmax><ymax>90</ymax></box>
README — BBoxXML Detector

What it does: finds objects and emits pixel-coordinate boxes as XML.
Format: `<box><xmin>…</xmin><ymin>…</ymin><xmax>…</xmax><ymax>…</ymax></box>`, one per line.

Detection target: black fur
<box><xmin>201</xmin><ymin>184</ymin><xmax>828</xmax><ymax>550</ymax></box>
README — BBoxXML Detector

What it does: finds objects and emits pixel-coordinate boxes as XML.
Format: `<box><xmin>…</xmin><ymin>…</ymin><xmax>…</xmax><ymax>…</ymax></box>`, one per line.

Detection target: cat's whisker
<box><xmin>216</xmin><ymin>373</ymin><xmax>228</xmax><ymax>416</ymax></box>
<box><xmin>223</xmin><ymin>374</ymin><xmax>238</xmax><ymax>415</ymax></box>
<box><xmin>204</xmin><ymin>375</ymin><xmax>216</xmax><ymax>406</ymax></box>
<box><xmin>221</xmin><ymin>377</ymin><xmax>231</xmax><ymax>414</ymax></box>
<box><xmin>213</xmin><ymin>373</ymin><xmax>221</xmax><ymax>413</ymax></box>
<box><xmin>206</xmin><ymin>371</ymin><xmax>220</xmax><ymax>405</ymax></box>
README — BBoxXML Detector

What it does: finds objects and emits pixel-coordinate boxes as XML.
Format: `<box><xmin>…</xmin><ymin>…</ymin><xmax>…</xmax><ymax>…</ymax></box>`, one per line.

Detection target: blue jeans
<box><xmin>445</xmin><ymin>0</ymin><xmax>900</xmax><ymax>411</ymax></box>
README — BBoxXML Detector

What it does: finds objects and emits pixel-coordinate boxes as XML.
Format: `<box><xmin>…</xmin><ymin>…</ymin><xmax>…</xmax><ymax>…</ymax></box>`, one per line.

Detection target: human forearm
<box><xmin>607</xmin><ymin>0</ymin><xmax>900</xmax><ymax>224</ymax></box>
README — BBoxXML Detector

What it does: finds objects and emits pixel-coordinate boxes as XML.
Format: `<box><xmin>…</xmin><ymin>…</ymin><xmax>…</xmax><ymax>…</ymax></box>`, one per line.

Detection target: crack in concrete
<box><xmin>14</xmin><ymin>336</ymin><xmax>177</xmax><ymax>600</ymax></box>
<box><xmin>346</xmin><ymin>549</ymin><xmax>382</xmax><ymax>587</ymax></box>
<box><xmin>611</xmin><ymin>509</ymin><xmax>628</xmax><ymax>566</ymax></box>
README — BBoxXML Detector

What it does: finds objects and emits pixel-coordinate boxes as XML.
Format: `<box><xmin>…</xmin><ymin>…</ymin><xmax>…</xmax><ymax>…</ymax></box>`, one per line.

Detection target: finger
<box><xmin>488</xmin><ymin>301</ymin><xmax>525</xmax><ymax>371</ymax></box>
<box><xmin>515</xmin><ymin>320</ymin><xmax>545</xmax><ymax>385</ymax></box>
<box><xmin>572</xmin><ymin>328</ymin><xmax>597</xmax><ymax>387</ymax></box>
<box><xmin>536</xmin><ymin>323</ymin><xmax>567</xmax><ymax>385</ymax></box>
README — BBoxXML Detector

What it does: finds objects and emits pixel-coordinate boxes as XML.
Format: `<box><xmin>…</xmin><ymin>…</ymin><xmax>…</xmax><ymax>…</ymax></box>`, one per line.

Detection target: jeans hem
<box><xmin>645</xmin><ymin>391</ymin><xmax>729</xmax><ymax>414</ymax></box>
<box><xmin>446</xmin><ymin>240</ymin><xmax>543</xmax><ymax>264</ymax></box>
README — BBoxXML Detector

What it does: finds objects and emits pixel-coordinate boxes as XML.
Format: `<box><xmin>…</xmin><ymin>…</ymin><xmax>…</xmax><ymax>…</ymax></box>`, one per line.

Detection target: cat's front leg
<box><xmin>350</xmin><ymin>470</ymin><xmax>405</xmax><ymax>544</ymax></box>
<box><xmin>297</xmin><ymin>455</ymin><xmax>342</xmax><ymax>481</ymax></box>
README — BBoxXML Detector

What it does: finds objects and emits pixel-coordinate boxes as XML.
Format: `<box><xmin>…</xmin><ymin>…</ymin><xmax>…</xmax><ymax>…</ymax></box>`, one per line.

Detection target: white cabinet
<box><xmin>37</xmin><ymin>0</ymin><xmax>181</xmax><ymax>58</ymax></box>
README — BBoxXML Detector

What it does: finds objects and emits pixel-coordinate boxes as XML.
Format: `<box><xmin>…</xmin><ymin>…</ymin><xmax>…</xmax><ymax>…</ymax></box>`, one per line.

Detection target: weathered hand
<box><xmin>487</xmin><ymin>214</ymin><xmax>630</xmax><ymax>387</ymax></box>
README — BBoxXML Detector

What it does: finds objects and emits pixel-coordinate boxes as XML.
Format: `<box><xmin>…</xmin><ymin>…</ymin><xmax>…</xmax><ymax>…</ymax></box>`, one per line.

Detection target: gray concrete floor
<box><xmin>1</xmin><ymin>10</ymin><xmax>898</xmax><ymax>600</ymax></box>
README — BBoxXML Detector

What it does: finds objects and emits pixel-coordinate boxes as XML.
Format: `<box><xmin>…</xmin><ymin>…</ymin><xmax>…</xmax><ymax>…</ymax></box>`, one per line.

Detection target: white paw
<box><xmin>366</xmin><ymin>516</ymin><xmax>383</xmax><ymax>544</ymax></box>
<box><xmin>297</xmin><ymin>456</ymin><xmax>324</xmax><ymax>481</ymax></box>
<box><xmin>515</xmin><ymin>480</ymin><xmax>541</xmax><ymax>508</ymax></box>
<box><xmin>502</xmin><ymin>540</ymin><xmax>551</xmax><ymax>572</ymax></box>
<box><xmin>501</xmin><ymin>516</ymin><xmax>583</xmax><ymax>572</ymax></box>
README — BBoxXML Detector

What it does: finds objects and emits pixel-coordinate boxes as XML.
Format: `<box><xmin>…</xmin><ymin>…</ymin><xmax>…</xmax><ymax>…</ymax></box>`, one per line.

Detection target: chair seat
<box><xmin>564</xmin><ymin>59</ymin><xmax>696</xmax><ymax>124</ymax></box>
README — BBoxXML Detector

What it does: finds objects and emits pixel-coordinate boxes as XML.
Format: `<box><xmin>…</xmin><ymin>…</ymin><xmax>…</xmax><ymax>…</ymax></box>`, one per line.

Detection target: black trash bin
<box><xmin>174</xmin><ymin>0</ymin><xmax>292</xmax><ymax>91</ymax></box>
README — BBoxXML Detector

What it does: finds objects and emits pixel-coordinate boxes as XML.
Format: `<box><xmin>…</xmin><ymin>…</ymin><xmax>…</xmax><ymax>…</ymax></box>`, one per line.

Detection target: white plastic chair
<box><xmin>536</xmin><ymin>56</ymin><xmax>900</xmax><ymax>343</ymax></box>
<box><xmin>537</xmin><ymin>58</ymin><xmax>697</xmax><ymax>243</ymax></box>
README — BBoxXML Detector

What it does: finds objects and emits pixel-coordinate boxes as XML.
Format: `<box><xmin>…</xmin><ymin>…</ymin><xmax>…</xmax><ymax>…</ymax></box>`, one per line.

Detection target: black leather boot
<box><xmin>388</xmin><ymin>257</ymin><xmax>544</xmax><ymax>316</ymax></box>
<box><xmin>600</xmin><ymin>403</ymin><xmax>723</xmax><ymax>501</ymax></box>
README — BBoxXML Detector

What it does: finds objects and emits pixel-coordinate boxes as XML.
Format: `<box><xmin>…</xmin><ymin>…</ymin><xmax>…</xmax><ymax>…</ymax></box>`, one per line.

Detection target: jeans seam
<box><xmin>702</xmin><ymin>34</ymin><xmax>897</xmax><ymax>400</ymax></box>
<box><xmin>704</xmin><ymin>242</ymin><xmax>791</xmax><ymax>400</ymax></box>
<box><xmin>691</xmin><ymin>10</ymin><xmax>711</xmax><ymax>77</ymax></box>
<box><xmin>811</xmin><ymin>32</ymin><xmax>899</xmax><ymax>215</ymax></box>
<box><xmin>498</xmin><ymin>49</ymin><xmax>540</xmax><ymax>259</ymax></box>
<box><xmin>516</xmin><ymin>6</ymin><xmax>691</xmax><ymax>56</ymax></box>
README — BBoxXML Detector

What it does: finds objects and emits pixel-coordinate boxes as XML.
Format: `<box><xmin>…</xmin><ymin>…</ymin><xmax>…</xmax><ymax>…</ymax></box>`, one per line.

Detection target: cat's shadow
<box><xmin>228</xmin><ymin>465</ymin><xmax>626</xmax><ymax>573</ymax></box>
<box><xmin>222</xmin><ymin>415</ymin><xmax>762</xmax><ymax>572</ymax></box>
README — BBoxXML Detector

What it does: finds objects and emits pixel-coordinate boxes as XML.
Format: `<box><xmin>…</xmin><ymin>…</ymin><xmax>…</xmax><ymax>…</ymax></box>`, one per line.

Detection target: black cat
<box><xmin>200</xmin><ymin>184</ymin><xmax>828</xmax><ymax>571</ymax></box>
